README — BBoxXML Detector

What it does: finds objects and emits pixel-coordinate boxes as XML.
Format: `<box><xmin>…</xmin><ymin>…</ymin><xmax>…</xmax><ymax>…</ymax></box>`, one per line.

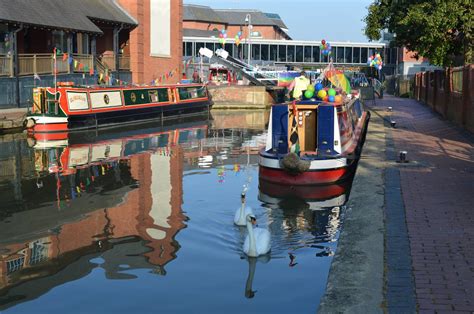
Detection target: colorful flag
<box><xmin>326</xmin><ymin>69</ymin><xmax>351</xmax><ymax>94</ymax></box>
<box><xmin>289</xmin><ymin>101</ymin><xmax>300</xmax><ymax>154</ymax></box>
<box><xmin>62</xmin><ymin>53</ymin><xmax>68</xmax><ymax>61</ymax></box>
<box><xmin>74</xmin><ymin>60</ymin><xmax>78</xmax><ymax>68</ymax></box>
<box><xmin>89</xmin><ymin>68</ymin><xmax>94</xmax><ymax>76</ymax></box>
<box><xmin>33</xmin><ymin>73</ymin><xmax>41</xmax><ymax>81</ymax></box>
<box><xmin>278</xmin><ymin>72</ymin><xmax>300</xmax><ymax>88</ymax></box>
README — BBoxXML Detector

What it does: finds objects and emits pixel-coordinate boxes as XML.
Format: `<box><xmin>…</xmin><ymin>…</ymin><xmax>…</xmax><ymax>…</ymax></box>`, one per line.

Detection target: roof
<box><xmin>0</xmin><ymin>0</ymin><xmax>137</xmax><ymax>34</ymax></box>
<box><xmin>183</xmin><ymin>5</ymin><xmax>289</xmax><ymax>29</ymax></box>
<box><xmin>183</xmin><ymin>4</ymin><xmax>225</xmax><ymax>24</ymax></box>
<box><xmin>183</xmin><ymin>28</ymin><xmax>219</xmax><ymax>38</ymax></box>
<box><xmin>214</xmin><ymin>9</ymin><xmax>276</xmax><ymax>26</ymax></box>
<box><xmin>264</xmin><ymin>13</ymin><xmax>288</xmax><ymax>29</ymax></box>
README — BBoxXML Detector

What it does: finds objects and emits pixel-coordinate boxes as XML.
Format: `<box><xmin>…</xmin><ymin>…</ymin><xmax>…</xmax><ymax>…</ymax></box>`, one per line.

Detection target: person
<box><xmin>192</xmin><ymin>70</ymin><xmax>200</xmax><ymax>83</ymax></box>
<box><xmin>289</xmin><ymin>71</ymin><xmax>310</xmax><ymax>99</ymax></box>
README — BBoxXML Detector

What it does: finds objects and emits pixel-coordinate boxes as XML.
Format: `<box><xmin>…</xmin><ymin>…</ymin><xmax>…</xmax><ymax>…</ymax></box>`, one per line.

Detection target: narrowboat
<box><xmin>24</xmin><ymin>82</ymin><xmax>211</xmax><ymax>137</ymax></box>
<box><xmin>259</xmin><ymin>96</ymin><xmax>370</xmax><ymax>185</ymax></box>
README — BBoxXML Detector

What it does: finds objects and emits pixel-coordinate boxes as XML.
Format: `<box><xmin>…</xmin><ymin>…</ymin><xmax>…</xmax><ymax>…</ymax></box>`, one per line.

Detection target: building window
<box><xmin>224</xmin><ymin>43</ymin><xmax>233</xmax><ymax>56</ymax></box>
<box><xmin>361</xmin><ymin>48</ymin><xmax>368</xmax><ymax>64</ymax></box>
<box><xmin>353</xmin><ymin>47</ymin><xmax>361</xmax><ymax>64</ymax></box>
<box><xmin>304</xmin><ymin>46</ymin><xmax>312</xmax><ymax>62</ymax></box>
<box><xmin>183</xmin><ymin>42</ymin><xmax>192</xmax><ymax>56</ymax></box>
<box><xmin>195</xmin><ymin>42</ymin><xmax>204</xmax><ymax>56</ymax></box>
<box><xmin>252</xmin><ymin>44</ymin><xmax>260</xmax><ymax>60</ymax></box>
<box><xmin>287</xmin><ymin>45</ymin><xmax>295</xmax><ymax>62</ymax></box>
<box><xmin>337</xmin><ymin>47</ymin><xmax>345</xmax><ymax>63</ymax></box>
<box><xmin>205</xmin><ymin>42</ymin><xmax>214</xmax><ymax>51</ymax></box>
<box><xmin>278</xmin><ymin>45</ymin><xmax>286</xmax><ymax>62</ymax></box>
<box><xmin>270</xmin><ymin>45</ymin><xmax>278</xmax><ymax>61</ymax></box>
<box><xmin>345</xmin><ymin>47</ymin><xmax>352</xmax><ymax>64</ymax></box>
<box><xmin>295</xmin><ymin>45</ymin><xmax>303</xmax><ymax>63</ymax></box>
<box><xmin>313</xmin><ymin>46</ymin><xmax>320</xmax><ymax>63</ymax></box>
<box><xmin>261</xmin><ymin>44</ymin><xmax>269</xmax><ymax>61</ymax></box>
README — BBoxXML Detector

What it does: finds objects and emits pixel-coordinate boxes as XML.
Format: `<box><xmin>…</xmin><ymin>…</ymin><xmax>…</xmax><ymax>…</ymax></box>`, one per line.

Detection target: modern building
<box><xmin>183</xmin><ymin>36</ymin><xmax>397</xmax><ymax>74</ymax></box>
<box><xmin>183</xmin><ymin>4</ymin><xmax>291</xmax><ymax>40</ymax></box>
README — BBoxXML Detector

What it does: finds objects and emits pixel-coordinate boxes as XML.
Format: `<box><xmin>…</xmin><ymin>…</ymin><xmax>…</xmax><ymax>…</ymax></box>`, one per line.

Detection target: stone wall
<box><xmin>208</xmin><ymin>85</ymin><xmax>274</xmax><ymax>109</ymax></box>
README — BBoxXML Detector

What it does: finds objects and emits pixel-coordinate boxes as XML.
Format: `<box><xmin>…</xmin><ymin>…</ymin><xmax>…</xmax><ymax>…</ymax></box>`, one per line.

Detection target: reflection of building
<box><xmin>0</xmin><ymin>126</ymin><xmax>205</xmax><ymax>309</ymax></box>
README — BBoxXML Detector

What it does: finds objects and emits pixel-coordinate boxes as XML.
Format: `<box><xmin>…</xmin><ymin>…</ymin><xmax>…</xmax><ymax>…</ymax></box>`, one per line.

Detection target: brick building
<box><xmin>118</xmin><ymin>0</ymin><xmax>183</xmax><ymax>84</ymax></box>
<box><xmin>183</xmin><ymin>4</ymin><xmax>291</xmax><ymax>41</ymax></box>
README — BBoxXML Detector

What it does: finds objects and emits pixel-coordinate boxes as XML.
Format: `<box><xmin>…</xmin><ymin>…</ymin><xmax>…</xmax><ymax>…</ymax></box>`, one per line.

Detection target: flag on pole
<box><xmin>34</xmin><ymin>73</ymin><xmax>41</xmax><ymax>81</ymax></box>
<box><xmin>289</xmin><ymin>101</ymin><xmax>300</xmax><ymax>154</ymax></box>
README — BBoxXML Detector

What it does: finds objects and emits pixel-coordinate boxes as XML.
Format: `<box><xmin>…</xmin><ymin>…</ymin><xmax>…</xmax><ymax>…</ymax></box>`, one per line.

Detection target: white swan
<box><xmin>234</xmin><ymin>193</ymin><xmax>254</xmax><ymax>226</ymax></box>
<box><xmin>243</xmin><ymin>214</ymin><xmax>271</xmax><ymax>257</ymax></box>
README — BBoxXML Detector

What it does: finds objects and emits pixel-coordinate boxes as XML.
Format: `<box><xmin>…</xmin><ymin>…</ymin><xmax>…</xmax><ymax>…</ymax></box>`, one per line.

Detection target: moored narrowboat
<box><xmin>259</xmin><ymin>96</ymin><xmax>370</xmax><ymax>185</ymax></box>
<box><xmin>24</xmin><ymin>82</ymin><xmax>211</xmax><ymax>136</ymax></box>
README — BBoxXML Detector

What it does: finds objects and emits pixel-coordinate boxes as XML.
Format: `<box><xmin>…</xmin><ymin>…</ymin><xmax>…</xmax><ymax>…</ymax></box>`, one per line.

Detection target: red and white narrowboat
<box><xmin>24</xmin><ymin>82</ymin><xmax>211</xmax><ymax>140</ymax></box>
<box><xmin>259</xmin><ymin>96</ymin><xmax>370</xmax><ymax>185</ymax></box>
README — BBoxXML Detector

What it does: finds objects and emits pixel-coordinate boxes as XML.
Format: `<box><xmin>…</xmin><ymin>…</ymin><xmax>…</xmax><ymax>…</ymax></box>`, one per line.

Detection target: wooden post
<box><xmin>67</xmin><ymin>32</ymin><xmax>73</xmax><ymax>73</ymax></box>
<box><xmin>461</xmin><ymin>65</ymin><xmax>471</xmax><ymax>127</ymax></box>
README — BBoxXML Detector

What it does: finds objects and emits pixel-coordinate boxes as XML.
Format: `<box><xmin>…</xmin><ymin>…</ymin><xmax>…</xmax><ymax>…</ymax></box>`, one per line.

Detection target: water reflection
<box><xmin>258</xmin><ymin>175</ymin><xmax>355</xmax><ymax>256</ymax></box>
<box><xmin>0</xmin><ymin>109</ymin><xmax>350</xmax><ymax>313</ymax></box>
<box><xmin>0</xmin><ymin>119</ymin><xmax>207</xmax><ymax>308</ymax></box>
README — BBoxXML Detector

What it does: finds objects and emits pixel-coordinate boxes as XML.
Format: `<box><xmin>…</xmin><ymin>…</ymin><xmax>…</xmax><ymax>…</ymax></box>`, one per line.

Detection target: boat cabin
<box><xmin>266</xmin><ymin>98</ymin><xmax>365</xmax><ymax>157</ymax></box>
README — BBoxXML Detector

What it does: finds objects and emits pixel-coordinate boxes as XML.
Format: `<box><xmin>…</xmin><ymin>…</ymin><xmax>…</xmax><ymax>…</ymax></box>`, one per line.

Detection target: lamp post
<box><xmin>245</xmin><ymin>14</ymin><xmax>252</xmax><ymax>66</ymax></box>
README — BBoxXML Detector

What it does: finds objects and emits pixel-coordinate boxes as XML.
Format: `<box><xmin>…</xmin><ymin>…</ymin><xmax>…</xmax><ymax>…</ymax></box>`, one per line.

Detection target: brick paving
<box><xmin>378</xmin><ymin>96</ymin><xmax>474</xmax><ymax>313</ymax></box>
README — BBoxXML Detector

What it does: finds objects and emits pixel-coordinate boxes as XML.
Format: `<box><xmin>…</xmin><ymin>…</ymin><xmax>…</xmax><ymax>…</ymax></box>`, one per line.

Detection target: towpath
<box><xmin>319</xmin><ymin>95</ymin><xmax>474</xmax><ymax>313</ymax></box>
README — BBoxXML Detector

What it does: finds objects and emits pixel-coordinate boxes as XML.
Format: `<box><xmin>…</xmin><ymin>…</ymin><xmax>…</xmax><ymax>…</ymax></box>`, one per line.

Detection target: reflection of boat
<box><xmin>258</xmin><ymin>175</ymin><xmax>354</xmax><ymax>210</ymax></box>
<box><xmin>0</xmin><ymin>119</ymin><xmax>210</xmax><ymax>309</ymax></box>
<box><xmin>24</xmin><ymin>82</ymin><xmax>211</xmax><ymax>137</ymax></box>
<box><xmin>259</xmin><ymin>97</ymin><xmax>369</xmax><ymax>185</ymax></box>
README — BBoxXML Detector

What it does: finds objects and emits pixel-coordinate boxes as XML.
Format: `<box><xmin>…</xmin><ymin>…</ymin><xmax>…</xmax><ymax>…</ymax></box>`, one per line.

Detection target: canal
<box><xmin>0</xmin><ymin>110</ymin><xmax>354</xmax><ymax>313</ymax></box>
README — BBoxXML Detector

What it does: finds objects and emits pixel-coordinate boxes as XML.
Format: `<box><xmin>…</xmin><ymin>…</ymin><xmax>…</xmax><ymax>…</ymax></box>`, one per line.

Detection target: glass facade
<box><xmin>304</xmin><ymin>46</ymin><xmax>312</xmax><ymax>63</ymax></box>
<box><xmin>182</xmin><ymin>40</ymin><xmax>389</xmax><ymax>65</ymax></box>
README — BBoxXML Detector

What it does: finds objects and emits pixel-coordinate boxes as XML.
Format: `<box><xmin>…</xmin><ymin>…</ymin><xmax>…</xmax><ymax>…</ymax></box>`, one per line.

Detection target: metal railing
<box><xmin>0</xmin><ymin>54</ymin><xmax>13</xmax><ymax>76</ymax></box>
<box><xmin>101</xmin><ymin>54</ymin><xmax>116</xmax><ymax>71</ymax></box>
<box><xmin>72</xmin><ymin>53</ymin><xmax>93</xmax><ymax>73</ymax></box>
<box><xmin>0</xmin><ymin>53</ymin><xmax>130</xmax><ymax>77</ymax></box>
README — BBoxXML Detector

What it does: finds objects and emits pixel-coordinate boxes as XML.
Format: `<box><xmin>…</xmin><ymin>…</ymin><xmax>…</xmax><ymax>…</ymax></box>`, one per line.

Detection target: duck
<box><xmin>243</xmin><ymin>214</ymin><xmax>271</xmax><ymax>257</ymax></box>
<box><xmin>234</xmin><ymin>193</ymin><xmax>254</xmax><ymax>226</ymax></box>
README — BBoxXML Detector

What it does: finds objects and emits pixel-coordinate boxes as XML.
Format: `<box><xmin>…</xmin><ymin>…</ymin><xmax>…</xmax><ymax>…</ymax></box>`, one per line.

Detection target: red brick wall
<box><xmin>118</xmin><ymin>0</ymin><xmax>183</xmax><ymax>84</ymax></box>
<box><xmin>226</xmin><ymin>25</ymin><xmax>283</xmax><ymax>40</ymax></box>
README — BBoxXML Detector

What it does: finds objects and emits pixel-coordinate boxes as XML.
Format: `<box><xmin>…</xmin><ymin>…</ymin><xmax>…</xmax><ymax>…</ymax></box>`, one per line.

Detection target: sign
<box><xmin>67</xmin><ymin>92</ymin><xmax>89</xmax><ymax>110</ymax></box>
<box><xmin>90</xmin><ymin>91</ymin><xmax>122</xmax><ymax>109</ymax></box>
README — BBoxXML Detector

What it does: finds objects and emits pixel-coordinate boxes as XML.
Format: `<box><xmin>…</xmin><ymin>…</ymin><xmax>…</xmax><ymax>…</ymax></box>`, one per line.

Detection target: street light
<box><xmin>245</xmin><ymin>13</ymin><xmax>252</xmax><ymax>66</ymax></box>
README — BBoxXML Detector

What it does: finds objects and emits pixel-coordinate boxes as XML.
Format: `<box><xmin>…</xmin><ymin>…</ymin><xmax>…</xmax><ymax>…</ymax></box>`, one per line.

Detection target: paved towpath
<box><xmin>381</xmin><ymin>96</ymin><xmax>474</xmax><ymax>313</ymax></box>
<box><xmin>0</xmin><ymin>108</ymin><xmax>28</xmax><ymax>133</ymax></box>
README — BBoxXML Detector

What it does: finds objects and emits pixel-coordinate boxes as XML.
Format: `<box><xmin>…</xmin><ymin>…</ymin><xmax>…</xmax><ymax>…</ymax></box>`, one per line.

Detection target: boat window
<box><xmin>157</xmin><ymin>88</ymin><xmax>169</xmax><ymax>102</ymax></box>
<box><xmin>123</xmin><ymin>89</ymin><xmax>149</xmax><ymax>106</ymax></box>
<box><xmin>149</xmin><ymin>90</ymin><xmax>159</xmax><ymax>102</ymax></box>
<box><xmin>177</xmin><ymin>86</ymin><xmax>207</xmax><ymax>100</ymax></box>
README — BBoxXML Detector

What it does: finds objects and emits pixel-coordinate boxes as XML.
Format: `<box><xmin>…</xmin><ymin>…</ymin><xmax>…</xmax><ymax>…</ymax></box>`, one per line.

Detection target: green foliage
<box><xmin>364</xmin><ymin>0</ymin><xmax>473</xmax><ymax>66</ymax></box>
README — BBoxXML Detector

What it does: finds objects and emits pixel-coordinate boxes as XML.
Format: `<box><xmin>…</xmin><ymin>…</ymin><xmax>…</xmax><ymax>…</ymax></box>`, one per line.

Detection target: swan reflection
<box><xmin>243</xmin><ymin>254</ymin><xmax>271</xmax><ymax>299</ymax></box>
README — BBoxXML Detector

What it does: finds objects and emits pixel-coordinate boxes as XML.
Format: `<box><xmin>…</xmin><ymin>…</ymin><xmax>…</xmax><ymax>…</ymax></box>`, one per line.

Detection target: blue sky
<box><xmin>184</xmin><ymin>0</ymin><xmax>375</xmax><ymax>43</ymax></box>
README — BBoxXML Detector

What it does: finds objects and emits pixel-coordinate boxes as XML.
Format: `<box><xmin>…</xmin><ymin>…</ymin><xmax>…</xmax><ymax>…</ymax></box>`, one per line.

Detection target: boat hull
<box><xmin>259</xmin><ymin>157</ymin><xmax>356</xmax><ymax>185</ymax></box>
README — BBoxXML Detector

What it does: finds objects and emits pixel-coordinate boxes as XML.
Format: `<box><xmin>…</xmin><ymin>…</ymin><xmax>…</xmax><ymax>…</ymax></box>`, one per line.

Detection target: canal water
<box><xmin>0</xmin><ymin>111</ymin><xmax>353</xmax><ymax>313</ymax></box>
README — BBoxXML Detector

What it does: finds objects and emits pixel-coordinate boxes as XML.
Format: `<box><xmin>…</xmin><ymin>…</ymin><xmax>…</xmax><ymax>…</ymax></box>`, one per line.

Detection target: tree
<box><xmin>364</xmin><ymin>0</ymin><xmax>473</xmax><ymax>67</ymax></box>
